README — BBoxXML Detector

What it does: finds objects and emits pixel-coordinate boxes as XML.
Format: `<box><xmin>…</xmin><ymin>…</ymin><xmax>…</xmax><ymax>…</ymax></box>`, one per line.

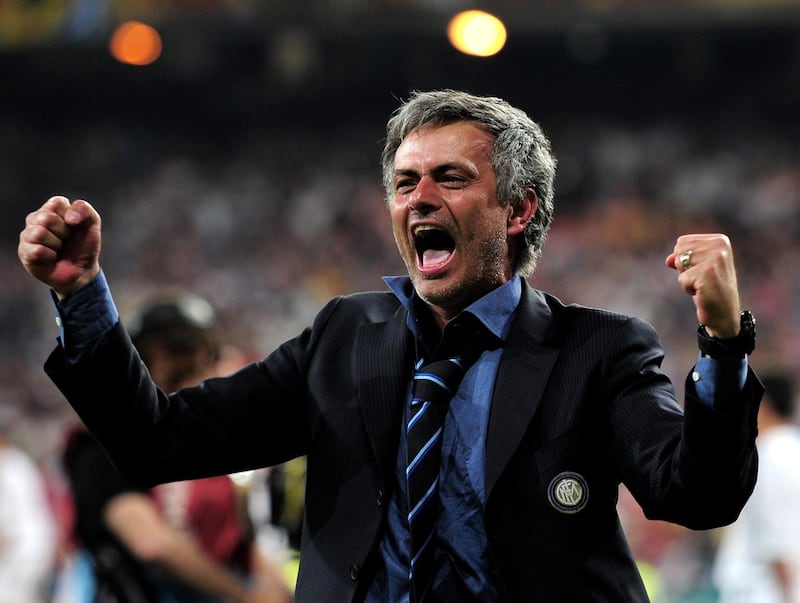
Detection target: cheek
<box><xmin>466</xmin><ymin>216</ymin><xmax>512</xmax><ymax>269</ymax></box>
<box><xmin>388</xmin><ymin>203</ymin><xmax>406</xmax><ymax>229</ymax></box>
<box><xmin>389</xmin><ymin>214</ymin><xmax>405</xmax><ymax>242</ymax></box>
<box><xmin>391</xmin><ymin>228</ymin><xmax>407</xmax><ymax>256</ymax></box>
<box><xmin>465</xmin><ymin>211</ymin><xmax>507</xmax><ymax>246</ymax></box>
<box><xmin>389</xmin><ymin>203</ymin><xmax>411</xmax><ymax>237</ymax></box>
<box><xmin>389</xmin><ymin>217</ymin><xmax>413</xmax><ymax>260</ymax></box>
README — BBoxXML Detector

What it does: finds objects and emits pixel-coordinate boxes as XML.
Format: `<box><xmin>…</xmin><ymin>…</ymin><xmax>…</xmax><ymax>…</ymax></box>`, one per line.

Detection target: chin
<box><xmin>414</xmin><ymin>276</ymin><xmax>469</xmax><ymax>311</ymax></box>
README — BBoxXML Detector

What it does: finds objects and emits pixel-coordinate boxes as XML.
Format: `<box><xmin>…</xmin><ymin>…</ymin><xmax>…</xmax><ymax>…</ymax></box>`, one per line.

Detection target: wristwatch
<box><xmin>697</xmin><ymin>310</ymin><xmax>756</xmax><ymax>358</ymax></box>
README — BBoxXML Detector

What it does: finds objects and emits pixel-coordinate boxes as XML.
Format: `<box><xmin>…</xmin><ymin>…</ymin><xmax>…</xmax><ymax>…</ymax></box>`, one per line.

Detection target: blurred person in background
<box><xmin>0</xmin><ymin>408</ymin><xmax>57</xmax><ymax>603</ymax></box>
<box><xmin>210</xmin><ymin>345</ymin><xmax>304</xmax><ymax>592</ymax></box>
<box><xmin>19</xmin><ymin>89</ymin><xmax>762</xmax><ymax>602</ymax></box>
<box><xmin>54</xmin><ymin>294</ymin><xmax>291</xmax><ymax>603</ymax></box>
<box><xmin>247</xmin><ymin>462</ymin><xmax>305</xmax><ymax>591</ymax></box>
<box><xmin>713</xmin><ymin>372</ymin><xmax>800</xmax><ymax>603</ymax></box>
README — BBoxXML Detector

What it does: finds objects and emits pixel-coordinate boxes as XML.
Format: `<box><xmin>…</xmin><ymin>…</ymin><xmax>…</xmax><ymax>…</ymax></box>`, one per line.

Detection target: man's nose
<box><xmin>408</xmin><ymin>176</ymin><xmax>442</xmax><ymax>213</ymax></box>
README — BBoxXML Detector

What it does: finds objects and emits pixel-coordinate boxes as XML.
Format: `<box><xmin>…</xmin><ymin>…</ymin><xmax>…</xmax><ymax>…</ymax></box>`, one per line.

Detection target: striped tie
<box><xmin>406</xmin><ymin>323</ymin><xmax>484</xmax><ymax>602</ymax></box>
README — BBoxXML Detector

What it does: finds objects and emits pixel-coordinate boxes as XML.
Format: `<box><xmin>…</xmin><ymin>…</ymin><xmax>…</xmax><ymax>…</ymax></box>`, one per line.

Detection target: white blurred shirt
<box><xmin>714</xmin><ymin>424</ymin><xmax>800</xmax><ymax>603</ymax></box>
<box><xmin>0</xmin><ymin>445</ymin><xmax>57</xmax><ymax>603</ymax></box>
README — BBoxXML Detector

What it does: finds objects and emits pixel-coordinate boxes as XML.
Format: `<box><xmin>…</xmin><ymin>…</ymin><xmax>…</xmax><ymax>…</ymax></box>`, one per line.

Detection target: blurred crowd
<box><xmin>1</xmin><ymin>105</ymin><xmax>798</xmax><ymax>601</ymax></box>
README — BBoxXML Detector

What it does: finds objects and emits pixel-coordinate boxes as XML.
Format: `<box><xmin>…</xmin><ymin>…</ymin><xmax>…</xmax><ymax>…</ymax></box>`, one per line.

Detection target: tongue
<box><xmin>422</xmin><ymin>248</ymin><xmax>451</xmax><ymax>266</ymax></box>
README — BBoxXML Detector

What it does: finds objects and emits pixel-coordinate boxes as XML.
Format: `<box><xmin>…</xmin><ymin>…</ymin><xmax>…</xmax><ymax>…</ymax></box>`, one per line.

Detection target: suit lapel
<box><xmin>485</xmin><ymin>284</ymin><xmax>560</xmax><ymax>500</ymax></box>
<box><xmin>356</xmin><ymin>307</ymin><xmax>414</xmax><ymax>484</ymax></box>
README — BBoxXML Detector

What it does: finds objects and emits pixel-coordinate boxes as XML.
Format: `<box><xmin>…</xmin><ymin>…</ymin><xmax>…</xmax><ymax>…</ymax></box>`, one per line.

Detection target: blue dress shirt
<box><xmin>363</xmin><ymin>275</ymin><xmax>522</xmax><ymax>602</ymax></box>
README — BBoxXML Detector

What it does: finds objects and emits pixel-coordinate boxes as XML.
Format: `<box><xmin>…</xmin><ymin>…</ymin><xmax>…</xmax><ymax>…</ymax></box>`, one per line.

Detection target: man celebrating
<box><xmin>18</xmin><ymin>90</ymin><xmax>761</xmax><ymax>602</ymax></box>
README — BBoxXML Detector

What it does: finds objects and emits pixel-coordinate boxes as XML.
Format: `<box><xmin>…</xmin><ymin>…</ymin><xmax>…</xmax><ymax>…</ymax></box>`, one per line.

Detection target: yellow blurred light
<box><xmin>110</xmin><ymin>21</ymin><xmax>162</xmax><ymax>66</ymax></box>
<box><xmin>447</xmin><ymin>10</ymin><xmax>507</xmax><ymax>57</ymax></box>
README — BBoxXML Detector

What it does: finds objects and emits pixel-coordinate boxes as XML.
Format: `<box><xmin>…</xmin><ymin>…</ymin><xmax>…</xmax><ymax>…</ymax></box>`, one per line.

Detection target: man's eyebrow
<box><xmin>393</xmin><ymin>163</ymin><xmax>468</xmax><ymax>178</ymax></box>
<box><xmin>432</xmin><ymin>163</ymin><xmax>466</xmax><ymax>175</ymax></box>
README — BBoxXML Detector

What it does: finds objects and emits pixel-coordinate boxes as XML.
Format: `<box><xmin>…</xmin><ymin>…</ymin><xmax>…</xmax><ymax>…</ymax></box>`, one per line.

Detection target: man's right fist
<box><xmin>18</xmin><ymin>196</ymin><xmax>102</xmax><ymax>298</ymax></box>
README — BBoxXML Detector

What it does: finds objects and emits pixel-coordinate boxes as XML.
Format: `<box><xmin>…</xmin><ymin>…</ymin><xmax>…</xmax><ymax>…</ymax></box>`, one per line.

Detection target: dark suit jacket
<box><xmin>46</xmin><ymin>282</ymin><xmax>762</xmax><ymax>602</ymax></box>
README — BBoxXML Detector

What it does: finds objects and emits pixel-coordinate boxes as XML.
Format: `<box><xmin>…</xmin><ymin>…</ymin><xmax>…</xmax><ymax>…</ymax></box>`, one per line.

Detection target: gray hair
<box><xmin>381</xmin><ymin>89</ymin><xmax>557</xmax><ymax>277</ymax></box>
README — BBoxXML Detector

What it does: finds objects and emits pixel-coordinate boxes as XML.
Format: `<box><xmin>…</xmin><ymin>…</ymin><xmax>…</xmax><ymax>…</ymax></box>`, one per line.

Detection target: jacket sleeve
<box><xmin>44</xmin><ymin>296</ymin><xmax>346</xmax><ymax>486</ymax></box>
<box><xmin>606</xmin><ymin>316</ymin><xmax>762</xmax><ymax>529</ymax></box>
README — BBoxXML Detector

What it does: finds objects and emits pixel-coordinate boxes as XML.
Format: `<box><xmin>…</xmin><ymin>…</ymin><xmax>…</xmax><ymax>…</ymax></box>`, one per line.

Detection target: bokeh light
<box><xmin>447</xmin><ymin>10</ymin><xmax>507</xmax><ymax>57</ymax></box>
<box><xmin>109</xmin><ymin>21</ymin><xmax>162</xmax><ymax>66</ymax></box>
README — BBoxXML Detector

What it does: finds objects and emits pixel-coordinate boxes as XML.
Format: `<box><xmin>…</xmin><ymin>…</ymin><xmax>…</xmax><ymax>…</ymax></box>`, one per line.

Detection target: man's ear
<box><xmin>507</xmin><ymin>188</ymin><xmax>538</xmax><ymax>236</ymax></box>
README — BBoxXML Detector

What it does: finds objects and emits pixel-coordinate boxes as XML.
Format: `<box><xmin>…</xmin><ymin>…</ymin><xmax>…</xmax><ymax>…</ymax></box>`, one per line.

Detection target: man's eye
<box><xmin>441</xmin><ymin>174</ymin><xmax>466</xmax><ymax>187</ymax></box>
<box><xmin>395</xmin><ymin>180</ymin><xmax>415</xmax><ymax>193</ymax></box>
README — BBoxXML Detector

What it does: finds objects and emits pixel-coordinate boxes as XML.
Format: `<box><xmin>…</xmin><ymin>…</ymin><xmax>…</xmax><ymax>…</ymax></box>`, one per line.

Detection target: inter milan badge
<box><xmin>548</xmin><ymin>471</ymin><xmax>589</xmax><ymax>514</ymax></box>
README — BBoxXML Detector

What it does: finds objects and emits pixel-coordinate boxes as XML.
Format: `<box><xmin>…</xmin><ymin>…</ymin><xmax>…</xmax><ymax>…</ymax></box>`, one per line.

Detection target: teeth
<box><xmin>413</xmin><ymin>224</ymin><xmax>444</xmax><ymax>236</ymax></box>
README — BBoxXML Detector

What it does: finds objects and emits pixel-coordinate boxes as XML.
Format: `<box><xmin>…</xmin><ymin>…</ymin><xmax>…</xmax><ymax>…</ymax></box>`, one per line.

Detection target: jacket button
<box><xmin>350</xmin><ymin>564</ymin><xmax>360</xmax><ymax>581</ymax></box>
<box><xmin>376</xmin><ymin>489</ymin><xmax>384</xmax><ymax>507</ymax></box>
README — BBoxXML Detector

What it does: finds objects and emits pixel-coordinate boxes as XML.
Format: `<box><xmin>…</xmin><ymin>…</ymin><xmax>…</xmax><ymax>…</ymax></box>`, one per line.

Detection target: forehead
<box><xmin>393</xmin><ymin>121</ymin><xmax>495</xmax><ymax>169</ymax></box>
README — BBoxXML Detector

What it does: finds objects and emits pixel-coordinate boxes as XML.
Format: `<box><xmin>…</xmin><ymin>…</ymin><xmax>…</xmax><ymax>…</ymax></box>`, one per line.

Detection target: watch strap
<box><xmin>697</xmin><ymin>310</ymin><xmax>756</xmax><ymax>358</ymax></box>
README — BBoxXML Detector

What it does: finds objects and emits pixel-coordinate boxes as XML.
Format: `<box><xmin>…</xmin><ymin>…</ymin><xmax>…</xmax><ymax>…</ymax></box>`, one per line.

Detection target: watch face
<box><xmin>741</xmin><ymin>310</ymin><xmax>756</xmax><ymax>335</ymax></box>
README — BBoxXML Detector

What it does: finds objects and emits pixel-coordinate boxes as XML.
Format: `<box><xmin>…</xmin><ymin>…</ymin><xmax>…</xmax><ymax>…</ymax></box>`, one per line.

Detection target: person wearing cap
<box><xmin>58</xmin><ymin>294</ymin><xmax>292</xmax><ymax>603</ymax></box>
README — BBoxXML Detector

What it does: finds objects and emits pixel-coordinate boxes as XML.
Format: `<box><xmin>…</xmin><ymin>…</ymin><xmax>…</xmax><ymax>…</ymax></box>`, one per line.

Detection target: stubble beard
<box><xmin>410</xmin><ymin>230</ymin><xmax>510</xmax><ymax>318</ymax></box>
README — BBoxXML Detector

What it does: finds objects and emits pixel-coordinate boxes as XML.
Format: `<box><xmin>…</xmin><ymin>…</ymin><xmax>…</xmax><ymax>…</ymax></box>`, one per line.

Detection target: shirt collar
<box><xmin>382</xmin><ymin>275</ymin><xmax>522</xmax><ymax>348</ymax></box>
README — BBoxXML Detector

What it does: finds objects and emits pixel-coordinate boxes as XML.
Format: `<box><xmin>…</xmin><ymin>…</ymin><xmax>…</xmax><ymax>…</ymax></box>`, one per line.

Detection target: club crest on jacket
<box><xmin>548</xmin><ymin>471</ymin><xmax>589</xmax><ymax>514</ymax></box>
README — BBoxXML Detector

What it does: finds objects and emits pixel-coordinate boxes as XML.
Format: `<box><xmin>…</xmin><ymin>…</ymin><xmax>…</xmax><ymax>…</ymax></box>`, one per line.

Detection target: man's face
<box><xmin>389</xmin><ymin>121</ymin><xmax>519</xmax><ymax>326</ymax></box>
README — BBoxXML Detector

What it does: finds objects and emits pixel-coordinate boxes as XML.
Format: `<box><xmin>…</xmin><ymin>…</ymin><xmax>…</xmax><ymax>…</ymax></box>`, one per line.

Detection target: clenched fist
<box><xmin>18</xmin><ymin>196</ymin><xmax>102</xmax><ymax>298</ymax></box>
<box><xmin>666</xmin><ymin>233</ymin><xmax>742</xmax><ymax>338</ymax></box>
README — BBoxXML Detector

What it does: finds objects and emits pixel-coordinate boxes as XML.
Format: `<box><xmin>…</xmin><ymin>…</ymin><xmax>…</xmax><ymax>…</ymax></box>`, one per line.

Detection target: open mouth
<box><xmin>414</xmin><ymin>224</ymin><xmax>455</xmax><ymax>270</ymax></box>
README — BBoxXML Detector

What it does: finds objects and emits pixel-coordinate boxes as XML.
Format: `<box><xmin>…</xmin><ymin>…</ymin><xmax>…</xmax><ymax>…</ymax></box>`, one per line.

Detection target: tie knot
<box><xmin>432</xmin><ymin>314</ymin><xmax>494</xmax><ymax>365</ymax></box>
<box><xmin>411</xmin><ymin>316</ymin><xmax>494</xmax><ymax>408</ymax></box>
<box><xmin>412</xmin><ymin>356</ymin><xmax>467</xmax><ymax>402</ymax></box>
